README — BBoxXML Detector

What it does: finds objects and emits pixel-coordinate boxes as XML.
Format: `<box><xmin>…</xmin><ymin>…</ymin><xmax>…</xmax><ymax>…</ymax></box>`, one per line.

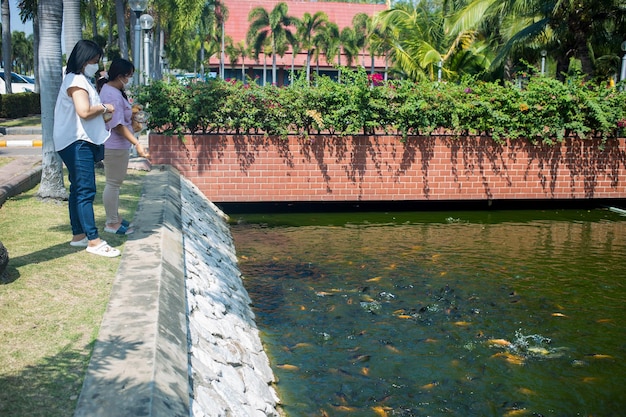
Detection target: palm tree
<box><xmin>36</xmin><ymin>0</ymin><xmax>67</xmax><ymax>201</ymax></box>
<box><xmin>63</xmin><ymin>0</ymin><xmax>81</xmax><ymax>55</ymax></box>
<box><xmin>1</xmin><ymin>0</ymin><xmax>12</xmax><ymax>93</ymax></box>
<box><xmin>115</xmin><ymin>0</ymin><xmax>128</xmax><ymax>59</ymax></box>
<box><xmin>247</xmin><ymin>2</ymin><xmax>295</xmax><ymax>85</ymax></box>
<box><xmin>375</xmin><ymin>0</ymin><xmax>484</xmax><ymax>82</ymax></box>
<box><xmin>296</xmin><ymin>11</ymin><xmax>328</xmax><ymax>83</ymax></box>
<box><xmin>12</xmin><ymin>31</ymin><xmax>33</xmax><ymax>74</ymax></box>
<box><xmin>340</xmin><ymin>26</ymin><xmax>359</xmax><ymax>69</ymax></box>
<box><xmin>352</xmin><ymin>12</ymin><xmax>370</xmax><ymax>68</ymax></box>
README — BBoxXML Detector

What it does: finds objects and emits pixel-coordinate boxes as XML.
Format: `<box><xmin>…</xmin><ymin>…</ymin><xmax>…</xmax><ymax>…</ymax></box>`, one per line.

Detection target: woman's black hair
<box><xmin>96</xmin><ymin>58</ymin><xmax>135</xmax><ymax>98</ymax></box>
<box><xmin>65</xmin><ymin>39</ymin><xmax>103</xmax><ymax>75</ymax></box>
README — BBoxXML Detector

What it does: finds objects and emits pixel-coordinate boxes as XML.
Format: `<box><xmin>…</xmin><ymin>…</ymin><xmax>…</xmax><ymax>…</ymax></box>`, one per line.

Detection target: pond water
<box><xmin>229</xmin><ymin>208</ymin><xmax>626</xmax><ymax>417</ymax></box>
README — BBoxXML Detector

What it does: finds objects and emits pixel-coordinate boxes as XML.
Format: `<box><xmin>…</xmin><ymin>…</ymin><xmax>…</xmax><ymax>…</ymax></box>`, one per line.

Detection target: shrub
<box><xmin>0</xmin><ymin>93</ymin><xmax>40</xmax><ymax>118</ymax></box>
<box><xmin>135</xmin><ymin>69</ymin><xmax>626</xmax><ymax>145</ymax></box>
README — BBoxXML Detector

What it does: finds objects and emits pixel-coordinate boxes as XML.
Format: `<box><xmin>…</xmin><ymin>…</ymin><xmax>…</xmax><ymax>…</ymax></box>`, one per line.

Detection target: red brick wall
<box><xmin>149</xmin><ymin>134</ymin><xmax>626</xmax><ymax>203</ymax></box>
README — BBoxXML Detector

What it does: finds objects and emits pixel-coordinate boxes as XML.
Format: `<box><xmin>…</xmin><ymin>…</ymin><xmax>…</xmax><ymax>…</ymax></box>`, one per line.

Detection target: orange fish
<box><xmin>517</xmin><ymin>387</ymin><xmax>536</xmax><ymax>395</ymax></box>
<box><xmin>492</xmin><ymin>352</ymin><xmax>525</xmax><ymax>365</ymax></box>
<box><xmin>454</xmin><ymin>321</ymin><xmax>471</xmax><ymax>326</ymax></box>
<box><xmin>588</xmin><ymin>354</ymin><xmax>613</xmax><ymax>359</ymax></box>
<box><xmin>396</xmin><ymin>315</ymin><xmax>413</xmax><ymax>319</ymax></box>
<box><xmin>596</xmin><ymin>318</ymin><xmax>613</xmax><ymax>323</ymax></box>
<box><xmin>420</xmin><ymin>382</ymin><xmax>438</xmax><ymax>390</ymax></box>
<box><xmin>371</xmin><ymin>406</ymin><xmax>389</xmax><ymax>417</ymax></box>
<box><xmin>551</xmin><ymin>312</ymin><xmax>568</xmax><ymax>317</ymax></box>
<box><xmin>360</xmin><ymin>367</ymin><xmax>370</xmax><ymax>376</ymax></box>
<box><xmin>367</xmin><ymin>276</ymin><xmax>382</xmax><ymax>282</ymax></box>
<box><xmin>487</xmin><ymin>338</ymin><xmax>512</xmax><ymax>347</ymax></box>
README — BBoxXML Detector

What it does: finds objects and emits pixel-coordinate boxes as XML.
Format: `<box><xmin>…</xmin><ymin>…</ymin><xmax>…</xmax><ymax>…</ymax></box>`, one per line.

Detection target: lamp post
<box><xmin>621</xmin><ymin>41</ymin><xmax>626</xmax><ymax>83</ymax></box>
<box><xmin>140</xmin><ymin>14</ymin><xmax>154</xmax><ymax>85</ymax></box>
<box><xmin>541</xmin><ymin>50</ymin><xmax>547</xmax><ymax>76</ymax></box>
<box><xmin>129</xmin><ymin>0</ymin><xmax>147</xmax><ymax>85</ymax></box>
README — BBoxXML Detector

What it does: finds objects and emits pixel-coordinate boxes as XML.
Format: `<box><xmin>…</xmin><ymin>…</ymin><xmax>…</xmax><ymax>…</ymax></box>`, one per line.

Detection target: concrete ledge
<box><xmin>0</xmin><ymin>164</ymin><xmax>42</xmax><ymax>207</ymax></box>
<box><xmin>74</xmin><ymin>166</ymin><xmax>189</xmax><ymax>417</ymax></box>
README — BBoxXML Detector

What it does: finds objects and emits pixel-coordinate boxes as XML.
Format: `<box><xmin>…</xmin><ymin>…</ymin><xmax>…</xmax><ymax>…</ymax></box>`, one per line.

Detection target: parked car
<box><xmin>0</xmin><ymin>71</ymin><xmax>35</xmax><ymax>94</ymax></box>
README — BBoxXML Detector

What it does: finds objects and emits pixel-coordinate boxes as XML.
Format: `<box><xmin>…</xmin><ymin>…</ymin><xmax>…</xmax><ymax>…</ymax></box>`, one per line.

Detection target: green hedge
<box><xmin>0</xmin><ymin>93</ymin><xmax>41</xmax><ymax>119</ymax></box>
<box><xmin>134</xmin><ymin>69</ymin><xmax>626</xmax><ymax>144</ymax></box>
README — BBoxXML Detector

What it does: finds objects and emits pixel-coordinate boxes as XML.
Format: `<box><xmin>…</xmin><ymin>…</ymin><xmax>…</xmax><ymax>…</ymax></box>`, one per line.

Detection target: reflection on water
<box><xmin>229</xmin><ymin>209</ymin><xmax>626</xmax><ymax>417</ymax></box>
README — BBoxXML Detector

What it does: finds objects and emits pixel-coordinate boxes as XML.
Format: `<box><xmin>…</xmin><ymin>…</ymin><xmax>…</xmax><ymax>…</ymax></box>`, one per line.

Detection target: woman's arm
<box><xmin>111</xmin><ymin>123</ymin><xmax>150</xmax><ymax>158</ymax></box>
<box><xmin>69</xmin><ymin>86</ymin><xmax>115</xmax><ymax>120</ymax></box>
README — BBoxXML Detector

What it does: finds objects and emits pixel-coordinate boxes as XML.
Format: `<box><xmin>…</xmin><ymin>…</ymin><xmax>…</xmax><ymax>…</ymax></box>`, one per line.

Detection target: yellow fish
<box><xmin>366</xmin><ymin>276</ymin><xmax>382</xmax><ymax>282</ymax></box>
<box><xmin>360</xmin><ymin>367</ymin><xmax>370</xmax><ymax>376</ymax></box>
<box><xmin>385</xmin><ymin>344</ymin><xmax>401</xmax><ymax>354</ymax></box>
<box><xmin>503</xmin><ymin>408</ymin><xmax>528</xmax><ymax>416</ymax></box>
<box><xmin>588</xmin><ymin>354</ymin><xmax>613</xmax><ymax>359</ymax></box>
<box><xmin>551</xmin><ymin>312</ymin><xmax>568</xmax><ymax>317</ymax></box>
<box><xmin>517</xmin><ymin>387</ymin><xmax>536</xmax><ymax>395</ymax></box>
<box><xmin>332</xmin><ymin>405</ymin><xmax>357</xmax><ymax>412</ymax></box>
<box><xmin>453</xmin><ymin>321</ymin><xmax>472</xmax><ymax>326</ymax></box>
<box><xmin>277</xmin><ymin>364</ymin><xmax>299</xmax><ymax>371</ymax></box>
<box><xmin>371</xmin><ymin>406</ymin><xmax>389</xmax><ymax>417</ymax></box>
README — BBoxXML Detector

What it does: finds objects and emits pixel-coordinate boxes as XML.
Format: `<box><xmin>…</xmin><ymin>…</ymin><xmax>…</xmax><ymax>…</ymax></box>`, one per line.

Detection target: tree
<box><xmin>115</xmin><ymin>0</ymin><xmax>128</xmax><ymax>59</ymax></box>
<box><xmin>296</xmin><ymin>11</ymin><xmax>328</xmax><ymax>83</ymax></box>
<box><xmin>225</xmin><ymin>39</ymin><xmax>250</xmax><ymax>82</ymax></box>
<box><xmin>36</xmin><ymin>0</ymin><xmax>66</xmax><ymax>201</ymax></box>
<box><xmin>12</xmin><ymin>31</ymin><xmax>33</xmax><ymax>74</ymax></box>
<box><xmin>352</xmin><ymin>12</ymin><xmax>370</xmax><ymax>67</ymax></box>
<box><xmin>1</xmin><ymin>0</ymin><xmax>12</xmax><ymax>93</ymax></box>
<box><xmin>18</xmin><ymin>0</ymin><xmax>39</xmax><ymax>92</ymax></box>
<box><xmin>247</xmin><ymin>2</ymin><xmax>295</xmax><ymax>85</ymax></box>
<box><xmin>63</xmin><ymin>0</ymin><xmax>81</xmax><ymax>56</ymax></box>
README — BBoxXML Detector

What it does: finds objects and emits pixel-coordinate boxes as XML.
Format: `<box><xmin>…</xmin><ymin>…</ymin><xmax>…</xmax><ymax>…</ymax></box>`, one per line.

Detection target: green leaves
<box><xmin>135</xmin><ymin>70</ymin><xmax>626</xmax><ymax>144</ymax></box>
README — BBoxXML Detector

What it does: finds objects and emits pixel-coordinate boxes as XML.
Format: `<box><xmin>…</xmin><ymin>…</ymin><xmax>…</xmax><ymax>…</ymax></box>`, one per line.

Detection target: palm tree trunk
<box><xmin>63</xmin><ymin>0</ymin><xmax>82</xmax><ymax>56</ymax></box>
<box><xmin>115</xmin><ymin>0</ymin><xmax>128</xmax><ymax>59</ymax></box>
<box><xmin>1</xmin><ymin>0</ymin><xmax>12</xmax><ymax>93</ymax></box>
<box><xmin>33</xmin><ymin>13</ymin><xmax>40</xmax><ymax>93</ymax></box>
<box><xmin>37</xmin><ymin>0</ymin><xmax>67</xmax><ymax>200</ymax></box>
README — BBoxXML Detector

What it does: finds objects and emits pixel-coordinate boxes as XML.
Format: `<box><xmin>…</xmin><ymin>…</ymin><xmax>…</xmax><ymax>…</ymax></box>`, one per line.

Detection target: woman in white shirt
<box><xmin>97</xmin><ymin>57</ymin><xmax>149</xmax><ymax>235</ymax></box>
<box><xmin>53</xmin><ymin>39</ymin><xmax>120</xmax><ymax>258</ymax></box>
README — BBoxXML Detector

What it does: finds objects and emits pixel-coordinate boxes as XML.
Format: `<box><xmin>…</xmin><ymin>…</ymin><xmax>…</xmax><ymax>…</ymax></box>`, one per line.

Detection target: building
<box><xmin>207</xmin><ymin>0</ymin><xmax>389</xmax><ymax>85</ymax></box>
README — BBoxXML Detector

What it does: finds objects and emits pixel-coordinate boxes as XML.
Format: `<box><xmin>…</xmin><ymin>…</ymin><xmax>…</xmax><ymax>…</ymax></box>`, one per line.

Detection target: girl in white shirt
<box><xmin>53</xmin><ymin>39</ymin><xmax>120</xmax><ymax>258</ymax></box>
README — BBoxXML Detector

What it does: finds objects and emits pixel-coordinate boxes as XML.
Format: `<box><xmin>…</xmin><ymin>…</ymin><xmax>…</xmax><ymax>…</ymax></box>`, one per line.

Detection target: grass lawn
<box><xmin>0</xmin><ymin>115</ymin><xmax>41</xmax><ymax>128</ymax></box>
<box><xmin>0</xmin><ymin>167</ymin><xmax>146</xmax><ymax>417</ymax></box>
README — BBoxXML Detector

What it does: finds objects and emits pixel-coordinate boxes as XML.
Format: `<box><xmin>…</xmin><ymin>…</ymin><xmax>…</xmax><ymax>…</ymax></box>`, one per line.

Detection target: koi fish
<box><xmin>277</xmin><ymin>364</ymin><xmax>299</xmax><ymax>371</ymax></box>
<box><xmin>487</xmin><ymin>339</ymin><xmax>512</xmax><ymax>347</ymax></box>
<box><xmin>371</xmin><ymin>406</ymin><xmax>389</xmax><ymax>417</ymax></box>
<box><xmin>453</xmin><ymin>321</ymin><xmax>472</xmax><ymax>326</ymax></box>
<box><xmin>396</xmin><ymin>315</ymin><xmax>414</xmax><ymax>319</ymax></box>
<box><xmin>503</xmin><ymin>408</ymin><xmax>528</xmax><ymax>416</ymax></box>
<box><xmin>492</xmin><ymin>352</ymin><xmax>525</xmax><ymax>365</ymax></box>
<box><xmin>332</xmin><ymin>405</ymin><xmax>358</xmax><ymax>412</ymax></box>
<box><xmin>517</xmin><ymin>387</ymin><xmax>536</xmax><ymax>395</ymax></box>
<box><xmin>420</xmin><ymin>382</ymin><xmax>438</xmax><ymax>390</ymax></box>
<box><xmin>551</xmin><ymin>312</ymin><xmax>568</xmax><ymax>317</ymax></box>
<box><xmin>587</xmin><ymin>354</ymin><xmax>614</xmax><ymax>359</ymax></box>
<box><xmin>385</xmin><ymin>344</ymin><xmax>401</xmax><ymax>354</ymax></box>
<box><xmin>360</xmin><ymin>367</ymin><xmax>370</xmax><ymax>376</ymax></box>
<box><xmin>367</xmin><ymin>276</ymin><xmax>382</xmax><ymax>282</ymax></box>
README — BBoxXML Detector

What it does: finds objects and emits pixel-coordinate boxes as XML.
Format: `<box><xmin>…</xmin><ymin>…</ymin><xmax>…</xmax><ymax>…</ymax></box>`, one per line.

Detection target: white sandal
<box><xmin>86</xmin><ymin>240</ymin><xmax>120</xmax><ymax>258</ymax></box>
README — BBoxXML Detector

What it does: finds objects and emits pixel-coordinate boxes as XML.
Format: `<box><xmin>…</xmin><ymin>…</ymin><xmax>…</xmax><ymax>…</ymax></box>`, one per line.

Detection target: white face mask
<box><xmin>83</xmin><ymin>63</ymin><xmax>99</xmax><ymax>78</ymax></box>
<box><xmin>123</xmin><ymin>77</ymin><xmax>134</xmax><ymax>89</ymax></box>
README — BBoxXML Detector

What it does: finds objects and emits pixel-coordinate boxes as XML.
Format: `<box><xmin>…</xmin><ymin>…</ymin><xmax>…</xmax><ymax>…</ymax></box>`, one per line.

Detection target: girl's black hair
<box><xmin>96</xmin><ymin>58</ymin><xmax>135</xmax><ymax>98</ymax></box>
<box><xmin>65</xmin><ymin>40</ymin><xmax>103</xmax><ymax>75</ymax></box>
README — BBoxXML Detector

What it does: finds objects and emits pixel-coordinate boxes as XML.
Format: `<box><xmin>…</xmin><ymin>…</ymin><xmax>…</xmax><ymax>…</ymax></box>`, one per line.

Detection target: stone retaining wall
<box><xmin>149</xmin><ymin>134</ymin><xmax>626</xmax><ymax>203</ymax></box>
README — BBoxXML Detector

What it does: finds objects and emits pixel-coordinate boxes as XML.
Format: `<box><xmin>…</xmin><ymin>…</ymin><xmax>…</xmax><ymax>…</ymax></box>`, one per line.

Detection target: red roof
<box><xmin>209</xmin><ymin>0</ymin><xmax>388</xmax><ymax>69</ymax></box>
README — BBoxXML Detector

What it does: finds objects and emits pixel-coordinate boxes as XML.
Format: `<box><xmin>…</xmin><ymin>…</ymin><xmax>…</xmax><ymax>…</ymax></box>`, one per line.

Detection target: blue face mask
<box><xmin>84</xmin><ymin>63</ymin><xmax>99</xmax><ymax>78</ymax></box>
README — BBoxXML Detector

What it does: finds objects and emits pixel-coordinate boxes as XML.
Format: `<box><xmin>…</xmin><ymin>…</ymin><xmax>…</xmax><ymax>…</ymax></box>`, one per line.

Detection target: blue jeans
<box><xmin>58</xmin><ymin>140</ymin><xmax>100</xmax><ymax>240</ymax></box>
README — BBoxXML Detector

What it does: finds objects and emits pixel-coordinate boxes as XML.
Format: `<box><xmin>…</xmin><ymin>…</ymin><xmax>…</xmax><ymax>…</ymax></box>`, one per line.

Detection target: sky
<box><xmin>10</xmin><ymin>0</ymin><xmax>34</xmax><ymax>35</ymax></box>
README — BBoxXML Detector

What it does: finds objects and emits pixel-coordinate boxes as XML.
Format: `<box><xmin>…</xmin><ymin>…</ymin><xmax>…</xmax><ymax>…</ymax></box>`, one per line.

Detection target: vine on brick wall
<box><xmin>134</xmin><ymin>68</ymin><xmax>626</xmax><ymax>144</ymax></box>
